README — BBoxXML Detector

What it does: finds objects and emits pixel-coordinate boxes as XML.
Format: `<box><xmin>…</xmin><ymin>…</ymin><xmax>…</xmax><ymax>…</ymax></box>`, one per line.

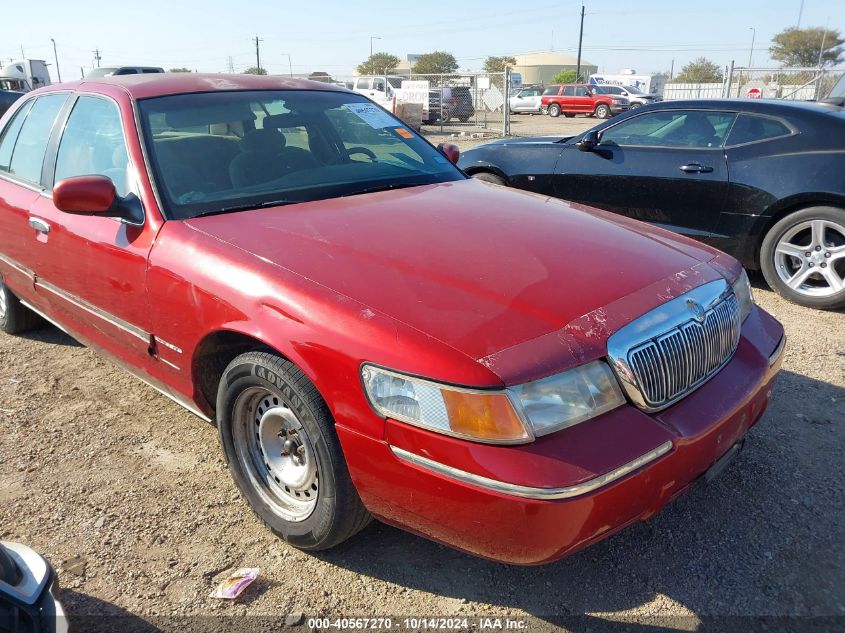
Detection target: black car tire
<box><xmin>459</xmin><ymin>116</ymin><xmax>471</xmax><ymax>123</ymax></box>
<box><xmin>217</xmin><ymin>351</ymin><xmax>371</xmax><ymax>550</ymax></box>
<box><xmin>760</xmin><ymin>206</ymin><xmax>845</xmax><ymax>310</ymax></box>
<box><xmin>595</xmin><ymin>104</ymin><xmax>611</xmax><ymax>119</ymax></box>
<box><xmin>0</xmin><ymin>275</ymin><xmax>41</xmax><ymax>335</ymax></box>
<box><xmin>472</xmin><ymin>172</ymin><xmax>507</xmax><ymax>186</ymax></box>
<box><xmin>629</xmin><ymin>103</ymin><xmax>641</xmax><ymax>109</ymax></box>
<box><xmin>548</xmin><ymin>104</ymin><xmax>561</xmax><ymax>117</ymax></box>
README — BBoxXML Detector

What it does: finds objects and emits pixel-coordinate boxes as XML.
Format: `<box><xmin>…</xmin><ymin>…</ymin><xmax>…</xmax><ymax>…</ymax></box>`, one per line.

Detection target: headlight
<box><xmin>361</xmin><ymin>360</ymin><xmax>625</xmax><ymax>444</ymax></box>
<box><xmin>510</xmin><ymin>360</ymin><xmax>625</xmax><ymax>436</ymax></box>
<box><xmin>732</xmin><ymin>269</ymin><xmax>754</xmax><ymax>321</ymax></box>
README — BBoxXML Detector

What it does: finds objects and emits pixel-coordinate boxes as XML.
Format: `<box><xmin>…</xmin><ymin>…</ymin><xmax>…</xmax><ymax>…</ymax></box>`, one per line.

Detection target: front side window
<box><xmin>600</xmin><ymin>110</ymin><xmax>736</xmax><ymax>148</ymax></box>
<box><xmin>54</xmin><ymin>96</ymin><xmax>131</xmax><ymax>196</ymax></box>
<box><xmin>726</xmin><ymin>114</ymin><xmax>791</xmax><ymax>146</ymax></box>
<box><xmin>138</xmin><ymin>90</ymin><xmax>464</xmax><ymax>220</ymax></box>
<box><xmin>3</xmin><ymin>94</ymin><xmax>67</xmax><ymax>184</ymax></box>
<box><xmin>562</xmin><ymin>86</ymin><xmax>575</xmax><ymax>96</ymax></box>
<box><xmin>575</xmin><ymin>87</ymin><xmax>589</xmax><ymax>97</ymax></box>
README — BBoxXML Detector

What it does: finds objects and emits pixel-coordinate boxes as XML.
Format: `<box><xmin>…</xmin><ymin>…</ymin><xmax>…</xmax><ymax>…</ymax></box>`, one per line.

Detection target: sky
<box><xmin>2</xmin><ymin>0</ymin><xmax>843</xmax><ymax>81</ymax></box>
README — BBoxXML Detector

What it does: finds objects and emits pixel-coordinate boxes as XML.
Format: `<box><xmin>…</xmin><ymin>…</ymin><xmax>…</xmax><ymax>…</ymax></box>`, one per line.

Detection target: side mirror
<box><xmin>54</xmin><ymin>175</ymin><xmax>117</xmax><ymax>214</ymax></box>
<box><xmin>437</xmin><ymin>142</ymin><xmax>460</xmax><ymax>164</ymax></box>
<box><xmin>53</xmin><ymin>175</ymin><xmax>144</xmax><ymax>225</ymax></box>
<box><xmin>577</xmin><ymin>130</ymin><xmax>600</xmax><ymax>152</ymax></box>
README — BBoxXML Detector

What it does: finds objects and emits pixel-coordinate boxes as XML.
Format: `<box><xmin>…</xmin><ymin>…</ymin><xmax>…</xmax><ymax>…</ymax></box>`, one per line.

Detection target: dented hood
<box><xmin>186</xmin><ymin>179</ymin><xmax>725</xmax><ymax>371</ymax></box>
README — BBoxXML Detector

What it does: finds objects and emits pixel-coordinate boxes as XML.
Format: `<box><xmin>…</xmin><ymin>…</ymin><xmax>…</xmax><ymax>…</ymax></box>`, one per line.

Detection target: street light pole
<box><xmin>50</xmin><ymin>38</ymin><xmax>61</xmax><ymax>82</ymax></box>
<box><xmin>370</xmin><ymin>36</ymin><xmax>381</xmax><ymax>58</ymax></box>
<box><xmin>575</xmin><ymin>4</ymin><xmax>585</xmax><ymax>82</ymax></box>
<box><xmin>748</xmin><ymin>27</ymin><xmax>756</xmax><ymax>67</ymax></box>
<box><xmin>282</xmin><ymin>53</ymin><xmax>292</xmax><ymax>77</ymax></box>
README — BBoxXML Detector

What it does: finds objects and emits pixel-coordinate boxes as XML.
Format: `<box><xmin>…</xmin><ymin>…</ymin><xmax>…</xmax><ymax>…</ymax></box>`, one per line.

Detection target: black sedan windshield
<box><xmin>138</xmin><ymin>90</ymin><xmax>463</xmax><ymax>219</ymax></box>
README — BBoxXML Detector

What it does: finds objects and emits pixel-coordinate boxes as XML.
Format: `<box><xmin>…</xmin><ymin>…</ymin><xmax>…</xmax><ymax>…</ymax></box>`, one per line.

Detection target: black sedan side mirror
<box><xmin>577</xmin><ymin>130</ymin><xmax>600</xmax><ymax>152</ymax></box>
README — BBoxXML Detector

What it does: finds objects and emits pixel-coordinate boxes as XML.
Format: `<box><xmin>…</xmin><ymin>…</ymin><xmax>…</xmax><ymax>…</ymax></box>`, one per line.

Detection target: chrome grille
<box><xmin>627</xmin><ymin>294</ymin><xmax>740</xmax><ymax>407</ymax></box>
<box><xmin>606</xmin><ymin>280</ymin><xmax>742</xmax><ymax>412</ymax></box>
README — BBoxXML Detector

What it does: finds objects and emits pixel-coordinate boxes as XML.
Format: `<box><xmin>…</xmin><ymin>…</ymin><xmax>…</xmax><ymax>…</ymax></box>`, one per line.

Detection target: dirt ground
<box><xmin>1</xmin><ymin>119</ymin><xmax>844</xmax><ymax>632</ymax></box>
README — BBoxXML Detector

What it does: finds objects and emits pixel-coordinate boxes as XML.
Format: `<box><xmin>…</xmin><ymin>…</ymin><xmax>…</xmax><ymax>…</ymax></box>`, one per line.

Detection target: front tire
<box><xmin>548</xmin><ymin>104</ymin><xmax>561</xmax><ymax>117</ymax></box>
<box><xmin>760</xmin><ymin>206</ymin><xmax>845</xmax><ymax>310</ymax></box>
<box><xmin>217</xmin><ymin>351</ymin><xmax>371</xmax><ymax>550</ymax></box>
<box><xmin>595</xmin><ymin>104</ymin><xmax>610</xmax><ymax>119</ymax></box>
<box><xmin>0</xmin><ymin>276</ymin><xmax>41</xmax><ymax>335</ymax></box>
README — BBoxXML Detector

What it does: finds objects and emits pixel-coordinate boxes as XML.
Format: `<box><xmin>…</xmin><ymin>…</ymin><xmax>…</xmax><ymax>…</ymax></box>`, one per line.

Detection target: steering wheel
<box><xmin>343</xmin><ymin>146</ymin><xmax>378</xmax><ymax>162</ymax></box>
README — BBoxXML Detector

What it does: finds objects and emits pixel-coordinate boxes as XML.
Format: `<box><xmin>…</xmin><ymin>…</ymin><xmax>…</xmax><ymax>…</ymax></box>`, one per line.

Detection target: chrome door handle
<box><xmin>29</xmin><ymin>217</ymin><xmax>51</xmax><ymax>234</ymax></box>
<box><xmin>679</xmin><ymin>163</ymin><xmax>713</xmax><ymax>174</ymax></box>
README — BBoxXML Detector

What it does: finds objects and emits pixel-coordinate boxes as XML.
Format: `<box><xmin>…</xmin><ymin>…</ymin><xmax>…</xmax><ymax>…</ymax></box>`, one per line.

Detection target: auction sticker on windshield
<box><xmin>343</xmin><ymin>102</ymin><xmax>397</xmax><ymax>128</ymax></box>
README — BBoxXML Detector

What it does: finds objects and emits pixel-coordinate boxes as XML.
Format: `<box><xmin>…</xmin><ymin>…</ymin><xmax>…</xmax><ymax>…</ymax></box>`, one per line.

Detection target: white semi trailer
<box><xmin>0</xmin><ymin>60</ymin><xmax>51</xmax><ymax>92</ymax></box>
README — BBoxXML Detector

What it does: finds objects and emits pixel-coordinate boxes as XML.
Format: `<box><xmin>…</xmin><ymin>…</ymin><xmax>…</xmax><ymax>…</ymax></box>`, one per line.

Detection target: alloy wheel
<box><xmin>232</xmin><ymin>386</ymin><xmax>319</xmax><ymax>522</ymax></box>
<box><xmin>774</xmin><ymin>219</ymin><xmax>845</xmax><ymax>297</ymax></box>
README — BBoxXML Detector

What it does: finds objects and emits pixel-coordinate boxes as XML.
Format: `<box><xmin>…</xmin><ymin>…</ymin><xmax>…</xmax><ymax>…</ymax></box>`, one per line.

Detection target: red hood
<box><xmin>186</xmin><ymin>179</ymin><xmax>721</xmax><ymax>361</ymax></box>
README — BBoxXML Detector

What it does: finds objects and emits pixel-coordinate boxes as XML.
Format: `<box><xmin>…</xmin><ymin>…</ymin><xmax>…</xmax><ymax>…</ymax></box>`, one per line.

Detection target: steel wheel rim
<box><xmin>0</xmin><ymin>278</ymin><xmax>6</xmax><ymax>319</ymax></box>
<box><xmin>774</xmin><ymin>219</ymin><xmax>845</xmax><ymax>297</ymax></box>
<box><xmin>597</xmin><ymin>106</ymin><xmax>609</xmax><ymax>117</ymax></box>
<box><xmin>232</xmin><ymin>387</ymin><xmax>318</xmax><ymax>522</ymax></box>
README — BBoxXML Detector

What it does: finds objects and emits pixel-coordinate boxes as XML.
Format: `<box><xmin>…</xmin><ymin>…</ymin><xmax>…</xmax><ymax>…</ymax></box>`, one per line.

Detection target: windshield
<box><xmin>138</xmin><ymin>90</ymin><xmax>463</xmax><ymax>220</ymax></box>
<box><xmin>623</xmin><ymin>85</ymin><xmax>647</xmax><ymax>95</ymax></box>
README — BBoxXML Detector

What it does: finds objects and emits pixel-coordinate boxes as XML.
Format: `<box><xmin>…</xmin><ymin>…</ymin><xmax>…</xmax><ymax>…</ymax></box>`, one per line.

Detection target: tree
<box><xmin>356</xmin><ymin>53</ymin><xmax>400</xmax><ymax>75</ymax></box>
<box><xmin>671</xmin><ymin>57</ymin><xmax>723</xmax><ymax>83</ymax></box>
<box><xmin>770</xmin><ymin>27</ymin><xmax>844</xmax><ymax>67</ymax></box>
<box><xmin>483</xmin><ymin>56</ymin><xmax>516</xmax><ymax>73</ymax></box>
<box><xmin>168</xmin><ymin>67</ymin><xmax>191</xmax><ymax>73</ymax></box>
<box><xmin>551</xmin><ymin>69</ymin><xmax>577</xmax><ymax>84</ymax></box>
<box><xmin>243</xmin><ymin>67</ymin><xmax>267</xmax><ymax>75</ymax></box>
<box><xmin>412</xmin><ymin>51</ymin><xmax>459</xmax><ymax>75</ymax></box>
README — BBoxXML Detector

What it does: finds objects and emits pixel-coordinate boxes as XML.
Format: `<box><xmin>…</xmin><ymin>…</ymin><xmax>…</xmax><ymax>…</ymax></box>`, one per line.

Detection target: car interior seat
<box><xmin>229</xmin><ymin>128</ymin><xmax>292</xmax><ymax>188</ymax></box>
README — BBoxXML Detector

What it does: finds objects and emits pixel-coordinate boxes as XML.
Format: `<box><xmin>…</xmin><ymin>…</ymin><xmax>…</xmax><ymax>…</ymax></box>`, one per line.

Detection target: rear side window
<box><xmin>0</xmin><ymin>99</ymin><xmax>35</xmax><ymax>172</ymax></box>
<box><xmin>543</xmin><ymin>86</ymin><xmax>559</xmax><ymax>96</ymax></box>
<box><xmin>562</xmin><ymin>86</ymin><xmax>575</xmax><ymax>96</ymax></box>
<box><xmin>3</xmin><ymin>94</ymin><xmax>66</xmax><ymax>184</ymax></box>
<box><xmin>726</xmin><ymin>114</ymin><xmax>791</xmax><ymax>146</ymax></box>
<box><xmin>601</xmin><ymin>110</ymin><xmax>736</xmax><ymax>148</ymax></box>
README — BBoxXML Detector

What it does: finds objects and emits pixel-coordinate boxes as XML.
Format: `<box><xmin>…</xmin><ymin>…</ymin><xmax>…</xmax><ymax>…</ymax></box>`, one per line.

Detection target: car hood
<box><xmin>185</xmin><ymin>179</ymin><xmax>719</xmax><ymax>363</ymax></box>
<box><xmin>473</xmin><ymin>136</ymin><xmax>567</xmax><ymax>148</ymax></box>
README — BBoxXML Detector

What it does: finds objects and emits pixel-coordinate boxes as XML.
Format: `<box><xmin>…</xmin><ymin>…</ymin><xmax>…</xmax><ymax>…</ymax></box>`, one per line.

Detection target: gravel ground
<box><xmin>1</xmin><ymin>122</ymin><xmax>843</xmax><ymax>632</ymax></box>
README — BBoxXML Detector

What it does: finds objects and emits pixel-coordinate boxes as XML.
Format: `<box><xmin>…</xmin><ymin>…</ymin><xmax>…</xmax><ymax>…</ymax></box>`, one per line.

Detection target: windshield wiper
<box><xmin>191</xmin><ymin>199</ymin><xmax>295</xmax><ymax>218</ymax></box>
<box><xmin>341</xmin><ymin>182</ymin><xmax>421</xmax><ymax>197</ymax></box>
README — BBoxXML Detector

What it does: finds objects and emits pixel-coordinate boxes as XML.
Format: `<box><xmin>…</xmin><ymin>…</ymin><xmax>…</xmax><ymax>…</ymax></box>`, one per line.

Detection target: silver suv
<box><xmin>591</xmin><ymin>85</ymin><xmax>661</xmax><ymax>108</ymax></box>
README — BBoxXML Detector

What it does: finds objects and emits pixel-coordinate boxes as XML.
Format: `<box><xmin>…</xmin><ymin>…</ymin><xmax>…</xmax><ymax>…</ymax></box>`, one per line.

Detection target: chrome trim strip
<box><xmin>156</xmin><ymin>337</ymin><xmax>183</xmax><ymax>354</ymax></box>
<box><xmin>768</xmin><ymin>335</ymin><xmax>786</xmax><ymax>366</ymax></box>
<box><xmin>0</xmin><ymin>252</ymin><xmax>34</xmax><ymax>280</ymax></box>
<box><xmin>390</xmin><ymin>441</ymin><xmax>674</xmax><ymax>501</ymax></box>
<box><xmin>35</xmin><ymin>279</ymin><xmax>150</xmax><ymax>342</ymax></box>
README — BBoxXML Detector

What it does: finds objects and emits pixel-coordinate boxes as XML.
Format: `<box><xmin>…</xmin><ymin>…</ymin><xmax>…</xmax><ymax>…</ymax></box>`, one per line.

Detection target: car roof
<box><xmin>644</xmin><ymin>98</ymin><xmax>842</xmax><ymax>116</ymax></box>
<box><xmin>34</xmin><ymin>73</ymin><xmax>348</xmax><ymax>100</ymax></box>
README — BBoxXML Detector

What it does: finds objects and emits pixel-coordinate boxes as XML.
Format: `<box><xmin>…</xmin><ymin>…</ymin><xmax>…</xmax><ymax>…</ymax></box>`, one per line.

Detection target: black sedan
<box><xmin>459</xmin><ymin>99</ymin><xmax>845</xmax><ymax>310</ymax></box>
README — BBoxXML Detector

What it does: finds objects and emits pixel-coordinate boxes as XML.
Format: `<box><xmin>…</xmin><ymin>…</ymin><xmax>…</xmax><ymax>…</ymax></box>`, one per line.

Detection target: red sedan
<box><xmin>0</xmin><ymin>75</ymin><xmax>784</xmax><ymax>564</ymax></box>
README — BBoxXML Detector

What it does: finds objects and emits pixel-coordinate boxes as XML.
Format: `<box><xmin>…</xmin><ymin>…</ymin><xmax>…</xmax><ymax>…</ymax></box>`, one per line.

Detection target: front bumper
<box><xmin>338</xmin><ymin>306</ymin><xmax>784</xmax><ymax>565</ymax></box>
<box><xmin>609</xmin><ymin>104</ymin><xmax>631</xmax><ymax>113</ymax></box>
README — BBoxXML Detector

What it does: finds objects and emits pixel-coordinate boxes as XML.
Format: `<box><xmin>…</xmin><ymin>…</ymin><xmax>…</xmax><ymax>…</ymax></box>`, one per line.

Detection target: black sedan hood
<box><xmin>476</xmin><ymin>135</ymin><xmax>570</xmax><ymax>147</ymax></box>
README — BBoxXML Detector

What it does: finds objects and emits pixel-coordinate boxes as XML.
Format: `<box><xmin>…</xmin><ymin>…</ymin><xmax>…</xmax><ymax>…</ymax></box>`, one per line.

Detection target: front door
<box><xmin>554</xmin><ymin>109</ymin><xmax>735</xmax><ymax>240</ymax></box>
<box><xmin>28</xmin><ymin>93</ymin><xmax>161</xmax><ymax>369</ymax></box>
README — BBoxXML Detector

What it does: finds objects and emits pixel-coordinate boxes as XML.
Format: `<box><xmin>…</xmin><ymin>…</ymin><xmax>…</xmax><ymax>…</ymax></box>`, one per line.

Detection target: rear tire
<box><xmin>595</xmin><ymin>104</ymin><xmax>611</xmax><ymax>119</ymax></box>
<box><xmin>548</xmin><ymin>104</ymin><xmax>561</xmax><ymax>117</ymax></box>
<box><xmin>0</xmin><ymin>275</ymin><xmax>41</xmax><ymax>335</ymax></box>
<box><xmin>760</xmin><ymin>206</ymin><xmax>845</xmax><ymax>310</ymax></box>
<box><xmin>217</xmin><ymin>351</ymin><xmax>371</xmax><ymax>551</ymax></box>
<box><xmin>472</xmin><ymin>172</ymin><xmax>507</xmax><ymax>186</ymax></box>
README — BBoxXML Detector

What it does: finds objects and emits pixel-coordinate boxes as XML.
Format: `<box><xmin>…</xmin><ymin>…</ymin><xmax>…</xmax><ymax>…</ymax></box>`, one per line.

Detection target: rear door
<box><xmin>554</xmin><ymin>109</ymin><xmax>735</xmax><ymax>239</ymax></box>
<box><xmin>573</xmin><ymin>86</ymin><xmax>593</xmax><ymax>113</ymax></box>
<box><xmin>0</xmin><ymin>93</ymin><xmax>69</xmax><ymax>313</ymax></box>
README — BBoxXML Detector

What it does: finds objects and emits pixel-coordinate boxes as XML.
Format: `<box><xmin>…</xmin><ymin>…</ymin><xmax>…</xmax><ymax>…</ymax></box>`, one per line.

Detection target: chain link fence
<box><xmin>664</xmin><ymin>66</ymin><xmax>844</xmax><ymax>101</ymax></box>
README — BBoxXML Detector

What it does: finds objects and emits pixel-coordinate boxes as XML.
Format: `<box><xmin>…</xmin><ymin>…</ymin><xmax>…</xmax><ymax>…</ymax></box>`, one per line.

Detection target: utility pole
<box><xmin>282</xmin><ymin>53</ymin><xmax>292</xmax><ymax>77</ymax></box>
<box><xmin>254</xmin><ymin>36</ymin><xmax>262</xmax><ymax>72</ymax></box>
<box><xmin>669</xmin><ymin>59</ymin><xmax>674</xmax><ymax>80</ymax></box>
<box><xmin>797</xmin><ymin>0</ymin><xmax>805</xmax><ymax>28</ymax></box>
<box><xmin>50</xmin><ymin>38</ymin><xmax>62</xmax><ymax>82</ymax></box>
<box><xmin>93</xmin><ymin>48</ymin><xmax>101</xmax><ymax>67</ymax></box>
<box><xmin>227</xmin><ymin>56</ymin><xmax>234</xmax><ymax>73</ymax></box>
<box><xmin>748</xmin><ymin>27</ymin><xmax>756</xmax><ymax>67</ymax></box>
<box><xmin>575</xmin><ymin>4</ymin><xmax>585</xmax><ymax>82</ymax></box>
<box><xmin>370</xmin><ymin>36</ymin><xmax>381</xmax><ymax>58</ymax></box>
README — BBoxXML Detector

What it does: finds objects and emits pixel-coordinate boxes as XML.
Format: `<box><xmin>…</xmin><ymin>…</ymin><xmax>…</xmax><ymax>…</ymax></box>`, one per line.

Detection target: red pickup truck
<box><xmin>541</xmin><ymin>83</ymin><xmax>630</xmax><ymax>118</ymax></box>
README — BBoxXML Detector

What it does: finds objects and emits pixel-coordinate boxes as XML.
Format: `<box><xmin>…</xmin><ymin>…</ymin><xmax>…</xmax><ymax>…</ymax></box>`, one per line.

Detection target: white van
<box><xmin>351</xmin><ymin>75</ymin><xmax>405</xmax><ymax>109</ymax></box>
